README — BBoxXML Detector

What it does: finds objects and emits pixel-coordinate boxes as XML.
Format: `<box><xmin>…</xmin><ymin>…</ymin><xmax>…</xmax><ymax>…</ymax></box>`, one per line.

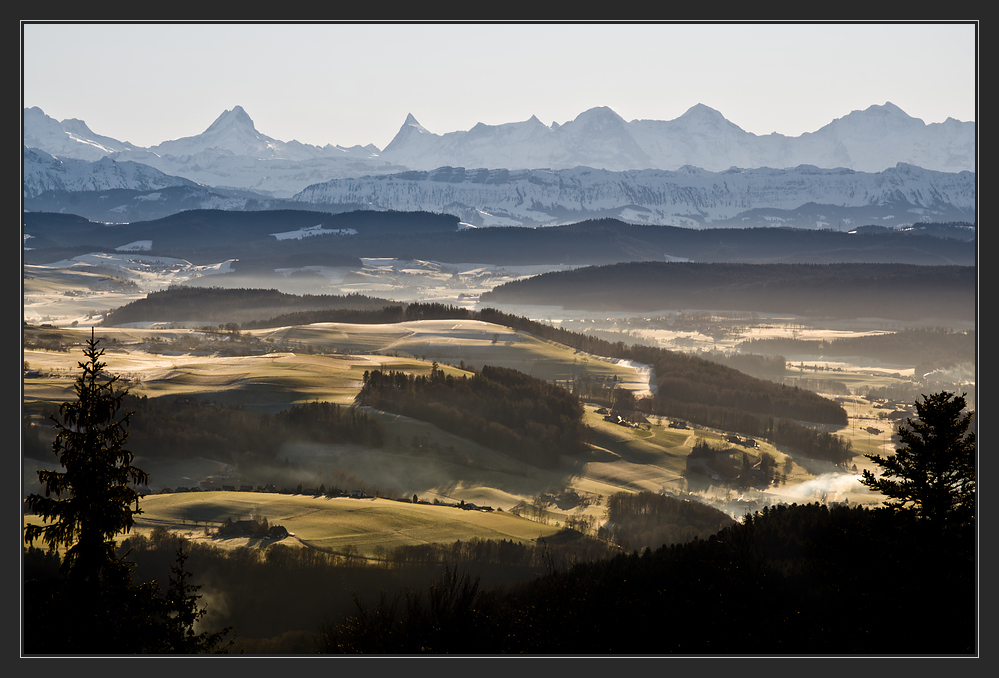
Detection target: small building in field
<box><xmin>267</xmin><ymin>525</ymin><xmax>289</xmax><ymax>540</ymax></box>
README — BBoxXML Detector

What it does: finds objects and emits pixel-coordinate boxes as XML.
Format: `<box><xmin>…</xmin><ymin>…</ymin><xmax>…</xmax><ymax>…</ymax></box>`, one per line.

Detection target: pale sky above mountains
<box><xmin>22</xmin><ymin>22</ymin><xmax>977</xmax><ymax>151</ymax></box>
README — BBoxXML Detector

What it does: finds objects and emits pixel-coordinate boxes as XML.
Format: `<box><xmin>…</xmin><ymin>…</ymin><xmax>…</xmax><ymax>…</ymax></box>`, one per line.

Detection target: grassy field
<box><xmin>26</xmin><ymin>492</ymin><xmax>563</xmax><ymax>560</ymax></box>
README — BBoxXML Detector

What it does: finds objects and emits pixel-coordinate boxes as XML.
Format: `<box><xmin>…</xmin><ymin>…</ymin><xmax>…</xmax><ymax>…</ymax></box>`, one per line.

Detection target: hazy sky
<box><xmin>22</xmin><ymin>22</ymin><xmax>977</xmax><ymax>151</ymax></box>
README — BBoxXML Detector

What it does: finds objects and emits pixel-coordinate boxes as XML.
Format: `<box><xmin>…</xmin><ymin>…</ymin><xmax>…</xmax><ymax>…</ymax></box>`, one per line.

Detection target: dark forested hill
<box><xmin>102</xmin><ymin>287</ymin><xmax>396</xmax><ymax>326</ymax></box>
<box><xmin>22</xmin><ymin>209</ymin><xmax>461</xmax><ymax>265</ymax></box>
<box><xmin>24</xmin><ymin>210</ymin><xmax>975</xmax><ymax>267</ymax></box>
<box><xmin>481</xmin><ymin>261</ymin><xmax>976</xmax><ymax>321</ymax></box>
<box><xmin>428</xmin><ymin>219</ymin><xmax>975</xmax><ymax>266</ymax></box>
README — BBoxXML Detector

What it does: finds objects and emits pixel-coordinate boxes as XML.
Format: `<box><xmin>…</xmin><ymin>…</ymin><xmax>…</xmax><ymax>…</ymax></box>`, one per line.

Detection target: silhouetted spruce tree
<box><xmin>23</xmin><ymin>332</ymin><xmax>156</xmax><ymax>652</ymax></box>
<box><xmin>23</xmin><ymin>332</ymin><xmax>232</xmax><ymax>653</ymax></box>
<box><xmin>861</xmin><ymin>390</ymin><xmax>976</xmax><ymax>533</ymax></box>
<box><xmin>25</xmin><ymin>331</ymin><xmax>147</xmax><ymax>584</ymax></box>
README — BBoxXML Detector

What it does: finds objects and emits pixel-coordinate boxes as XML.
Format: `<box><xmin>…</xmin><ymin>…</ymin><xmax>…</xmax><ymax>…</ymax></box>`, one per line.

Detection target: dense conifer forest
<box><xmin>359</xmin><ymin>365</ymin><xmax>588</xmax><ymax>469</ymax></box>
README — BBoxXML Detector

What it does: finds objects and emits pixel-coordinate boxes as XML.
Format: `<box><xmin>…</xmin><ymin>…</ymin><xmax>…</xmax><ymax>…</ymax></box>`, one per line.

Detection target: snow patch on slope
<box><xmin>270</xmin><ymin>224</ymin><xmax>358</xmax><ymax>240</ymax></box>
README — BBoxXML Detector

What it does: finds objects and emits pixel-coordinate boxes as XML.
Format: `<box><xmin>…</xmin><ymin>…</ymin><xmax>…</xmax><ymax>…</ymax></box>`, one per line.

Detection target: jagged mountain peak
<box><xmin>204</xmin><ymin>105</ymin><xmax>257</xmax><ymax>134</ymax></box>
<box><xmin>380</xmin><ymin>114</ymin><xmax>436</xmax><ymax>157</ymax></box>
<box><xmin>148</xmin><ymin>105</ymin><xmax>283</xmax><ymax>158</ymax></box>
<box><xmin>402</xmin><ymin>113</ymin><xmax>428</xmax><ymax>130</ymax></box>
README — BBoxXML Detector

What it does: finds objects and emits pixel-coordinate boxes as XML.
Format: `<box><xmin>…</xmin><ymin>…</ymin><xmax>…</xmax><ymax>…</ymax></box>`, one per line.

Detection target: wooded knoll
<box><xmin>359</xmin><ymin>365</ymin><xmax>588</xmax><ymax>469</ymax></box>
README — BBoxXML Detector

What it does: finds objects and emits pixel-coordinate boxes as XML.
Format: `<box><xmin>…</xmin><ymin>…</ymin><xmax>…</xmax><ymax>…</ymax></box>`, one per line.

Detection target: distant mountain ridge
<box><xmin>23</xmin><ymin>102</ymin><xmax>975</xmax><ymax>198</ymax></box>
<box><xmin>292</xmin><ymin>163</ymin><xmax>974</xmax><ymax>229</ymax></box>
<box><xmin>23</xmin><ymin>147</ymin><xmax>200</xmax><ymax>198</ymax></box>
<box><xmin>24</xmin><ymin>148</ymin><xmax>975</xmax><ymax>229</ymax></box>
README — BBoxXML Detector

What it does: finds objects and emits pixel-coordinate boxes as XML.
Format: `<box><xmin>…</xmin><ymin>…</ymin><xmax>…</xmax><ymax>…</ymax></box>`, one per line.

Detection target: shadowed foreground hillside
<box><xmin>317</xmin><ymin>502</ymin><xmax>976</xmax><ymax>655</ymax></box>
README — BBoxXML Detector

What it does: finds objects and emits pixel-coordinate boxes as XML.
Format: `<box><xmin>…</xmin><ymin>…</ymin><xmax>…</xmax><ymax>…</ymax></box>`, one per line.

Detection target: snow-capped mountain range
<box><xmin>22</xmin><ymin>103</ymin><xmax>975</xmax><ymax>229</ymax></box>
<box><xmin>24</xmin><ymin>102</ymin><xmax>974</xmax><ymax>196</ymax></box>
<box><xmin>380</xmin><ymin>104</ymin><xmax>974</xmax><ymax>176</ymax></box>
<box><xmin>23</xmin><ymin>105</ymin><xmax>404</xmax><ymax>198</ymax></box>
